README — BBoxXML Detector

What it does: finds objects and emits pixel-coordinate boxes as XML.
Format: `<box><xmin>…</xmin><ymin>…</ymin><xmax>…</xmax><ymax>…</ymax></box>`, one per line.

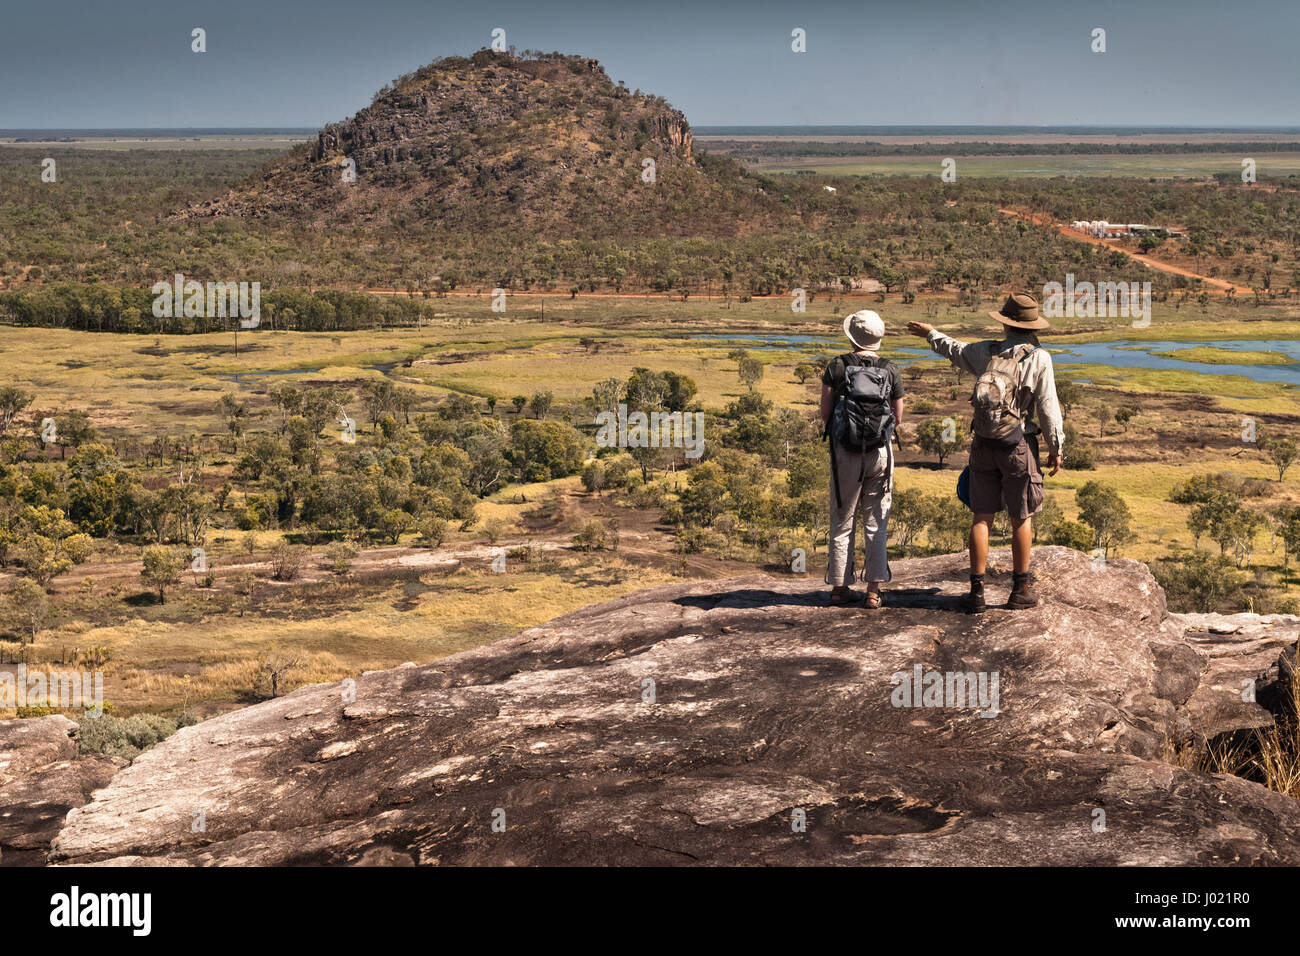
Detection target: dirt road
<box><xmin>997</xmin><ymin>207</ymin><xmax>1237</xmax><ymax>291</ymax></box>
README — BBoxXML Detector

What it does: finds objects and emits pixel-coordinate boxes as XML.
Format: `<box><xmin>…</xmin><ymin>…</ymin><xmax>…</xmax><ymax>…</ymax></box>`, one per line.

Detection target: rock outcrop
<box><xmin>26</xmin><ymin>547</ymin><xmax>1298</xmax><ymax>866</ymax></box>
<box><xmin>174</xmin><ymin>51</ymin><xmax>752</xmax><ymax>237</ymax></box>
<box><xmin>0</xmin><ymin>716</ymin><xmax>121</xmax><ymax>866</ymax></box>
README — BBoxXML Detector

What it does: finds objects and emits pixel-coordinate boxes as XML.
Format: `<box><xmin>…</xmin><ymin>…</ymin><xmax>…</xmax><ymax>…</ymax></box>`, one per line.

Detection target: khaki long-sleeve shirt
<box><xmin>925</xmin><ymin>329</ymin><xmax>1066</xmax><ymax>458</ymax></box>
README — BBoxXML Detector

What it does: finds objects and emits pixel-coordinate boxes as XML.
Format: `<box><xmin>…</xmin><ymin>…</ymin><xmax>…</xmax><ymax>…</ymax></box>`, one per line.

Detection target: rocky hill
<box><xmin>3</xmin><ymin>547</ymin><xmax>1296</xmax><ymax>866</ymax></box>
<box><xmin>178</xmin><ymin>50</ymin><xmax>772</xmax><ymax>238</ymax></box>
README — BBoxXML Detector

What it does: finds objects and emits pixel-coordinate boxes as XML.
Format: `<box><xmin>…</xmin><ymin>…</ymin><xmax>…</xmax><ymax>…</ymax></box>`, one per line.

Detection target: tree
<box><xmin>1114</xmin><ymin>406</ymin><xmax>1136</xmax><ymax>432</ymax></box>
<box><xmin>1093</xmin><ymin>404</ymin><xmax>1113</xmax><ymax>437</ymax></box>
<box><xmin>508</xmin><ymin>420</ymin><xmax>584</xmax><ymax>482</ymax></box>
<box><xmin>1034</xmin><ymin>494</ymin><xmax>1064</xmax><ymax>543</ymax></box>
<box><xmin>1054</xmin><ymin>379</ymin><xmax>1082</xmax><ymax>413</ymax></box>
<box><xmin>1262</xmin><ymin>436</ymin><xmax>1298</xmax><ymax>481</ymax></box>
<box><xmin>889</xmin><ymin>488</ymin><xmax>938</xmax><ymax>554</ymax></box>
<box><xmin>737</xmin><ymin>357</ymin><xmax>764</xmax><ymax>391</ymax></box>
<box><xmin>510</xmin><ymin>395</ymin><xmax>528</xmax><ymax>415</ymax></box>
<box><xmin>56</xmin><ymin>409</ymin><xmax>96</xmax><ymax>459</ymax></box>
<box><xmin>0</xmin><ymin>386</ymin><xmax>34</xmax><ymax>437</ymax></box>
<box><xmin>17</xmin><ymin>506</ymin><xmax>93</xmax><ymax>587</ymax></box>
<box><xmin>1062</xmin><ymin>423</ymin><xmax>1096</xmax><ymax>470</ymax></box>
<box><xmin>417</xmin><ymin>515</ymin><xmax>449</xmax><ymax>548</ymax></box>
<box><xmin>915</xmin><ymin>417</ymin><xmax>967</xmax><ymax>466</ymax></box>
<box><xmin>794</xmin><ymin>364</ymin><xmax>817</xmax><ymax>385</ymax></box>
<box><xmin>378</xmin><ymin>508</ymin><xmax>413</xmax><ymax>544</ymax></box>
<box><xmin>6</xmin><ymin>579</ymin><xmax>50</xmax><ymax>654</ymax></box>
<box><xmin>1076</xmin><ymin>481</ymin><xmax>1135</xmax><ymax>557</ymax></box>
<box><xmin>1277</xmin><ymin>506</ymin><xmax>1300</xmax><ymax>571</ymax></box>
<box><xmin>140</xmin><ymin>546</ymin><xmax>187</xmax><ymax>603</ymax></box>
<box><xmin>257</xmin><ymin>645</ymin><xmax>304</xmax><ymax>698</ymax></box>
<box><xmin>581</xmin><ymin>461</ymin><xmax>608</xmax><ymax>496</ymax></box>
<box><xmin>592</xmin><ymin>378</ymin><xmax>623</xmax><ymax>417</ymax></box>
<box><xmin>528</xmin><ymin>391</ymin><xmax>554</xmax><ymax>421</ymax></box>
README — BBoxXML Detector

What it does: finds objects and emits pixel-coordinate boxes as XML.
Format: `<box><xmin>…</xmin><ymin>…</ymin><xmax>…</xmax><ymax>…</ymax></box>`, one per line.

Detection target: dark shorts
<box><xmin>968</xmin><ymin>433</ymin><xmax>1044</xmax><ymax>521</ymax></box>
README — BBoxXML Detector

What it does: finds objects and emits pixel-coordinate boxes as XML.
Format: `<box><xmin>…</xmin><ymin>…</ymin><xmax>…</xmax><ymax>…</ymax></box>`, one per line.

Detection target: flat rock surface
<box><xmin>29</xmin><ymin>547</ymin><xmax>1300</xmax><ymax>865</ymax></box>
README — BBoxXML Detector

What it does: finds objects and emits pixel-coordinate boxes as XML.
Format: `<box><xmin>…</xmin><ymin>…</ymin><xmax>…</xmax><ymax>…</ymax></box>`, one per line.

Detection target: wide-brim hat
<box><xmin>989</xmin><ymin>292</ymin><xmax>1050</xmax><ymax>330</ymax></box>
<box><xmin>843</xmin><ymin>309</ymin><xmax>885</xmax><ymax>350</ymax></box>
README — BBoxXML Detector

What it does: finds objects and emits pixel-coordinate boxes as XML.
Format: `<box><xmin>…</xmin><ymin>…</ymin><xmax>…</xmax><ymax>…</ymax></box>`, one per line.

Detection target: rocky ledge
<box><xmin>5</xmin><ymin>547</ymin><xmax>1299</xmax><ymax>865</ymax></box>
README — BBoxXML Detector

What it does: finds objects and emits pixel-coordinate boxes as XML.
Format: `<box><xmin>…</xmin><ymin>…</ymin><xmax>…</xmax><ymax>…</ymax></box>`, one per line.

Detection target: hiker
<box><xmin>821</xmin><ymin>310</ymin><xmax>903</xmax><ymax>609</ymax></box>
<box><xmin>907</xmin><ymin>292</ymin><xmax>1064</xmax><ymax>612</ymax></box>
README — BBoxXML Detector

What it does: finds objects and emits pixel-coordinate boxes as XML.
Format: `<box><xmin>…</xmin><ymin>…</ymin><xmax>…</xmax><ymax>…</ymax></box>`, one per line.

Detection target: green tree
<box><xmin>6</xmin><ymin>579</ymin><xmax>50</xmax><ymax>654</ymax></box>
<box><xmin>378</xmin><ymin>508</ymin><xmax>413</xmax><ymax>544</ymax></box>
<box><xmin>1076</xmin><ymin>481</ymin><xmax>1135</xmax><ymax>557</ymax></box>
<box><xmin>140</xmin><ymin>545</ymin><xmax>187</xmax><ymax>603</ymax></box>
<box><xmin>18</xmin><ymin>506</ymin><xmax>93</xmax><ymax>587</ymax></box>
<box><xmin>1262</xmin><ymin>436</ymin><xmax>1298</xmax><ymax>481</ymax></box>
<box><xmin>889</xmin><ymin>488</ymin><xmax>938</xmax><ymax>554</ymax></box>
<box><xmin>528</xmin><ymin>391</ymin><xmax>554</xmax><ymax>421</ymax></box>
<box><xmin>915</xmin><ymin>417</ymin><xmax>967</xmax><ymax>466</ymax></box>
<box><xmin>737</xmin><ymin>357</ymin><xmax>764</xmax><ymax>391</ymax></box>
<box><xmin>0</xmin><ymin>386</ymin><xmax>34</xmax><ymax>437</ymax></box>
<box><xmin>509</xmin><ymin>419</ymin><xmax>584</xmax><ymax>481</ymax></box>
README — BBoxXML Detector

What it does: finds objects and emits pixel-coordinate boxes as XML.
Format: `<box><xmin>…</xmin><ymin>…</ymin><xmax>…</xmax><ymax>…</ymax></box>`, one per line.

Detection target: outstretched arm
<box><xmin>907</xmin><ymin>322</ymin><xmax>978</xmax><ymax>375</ymax></box>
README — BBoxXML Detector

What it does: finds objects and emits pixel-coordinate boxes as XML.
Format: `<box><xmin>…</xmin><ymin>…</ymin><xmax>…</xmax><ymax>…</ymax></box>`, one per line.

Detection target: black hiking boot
<box><xmin>961</xmin><ymin>574</ymin><xmax>986</xmax><ymax>614</ymax></box>
<box><xmin>1006</xmin><ymin>571</ymin><xmax>1038</xmax><ymax>610</ymax></box>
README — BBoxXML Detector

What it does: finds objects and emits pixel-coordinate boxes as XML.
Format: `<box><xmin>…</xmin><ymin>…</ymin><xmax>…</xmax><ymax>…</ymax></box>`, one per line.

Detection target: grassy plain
<box><xmin>727</xmin><ymin>152</ymin><xmax>1300</xmax><ymax>178</ymax></box>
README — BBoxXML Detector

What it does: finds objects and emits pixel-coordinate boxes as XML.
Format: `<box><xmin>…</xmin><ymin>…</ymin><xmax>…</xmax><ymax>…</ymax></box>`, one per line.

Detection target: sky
<box><xmin>1</xmin><ymin>0</ymin><xmax>1296</xmax><ymax>128</ymax></box>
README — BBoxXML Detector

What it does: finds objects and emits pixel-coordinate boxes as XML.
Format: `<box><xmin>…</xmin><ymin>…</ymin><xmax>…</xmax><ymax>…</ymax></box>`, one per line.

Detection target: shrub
<box><xmin>77</xmin><ymin>711</ymin><xmax>198</xmax><ymax>761</ymax></box>
<box><xmin>326</xmin><ymin>540</ymin><xmax>357</xmax><ymax>574</ymax></box>
<box><xmin>571</xmin><ymin>519</ymin><xmax>609</xmax><ymax>551</ymax></box>
<box><xmin>269</xmin><ymin>543</ymin><xmax>308</xmax><ymax>581</ymax></box>
<box><xmin>1150</xmin><ymin>551</ymin><xmax>1245</xmax><ymax>613</ymax></box>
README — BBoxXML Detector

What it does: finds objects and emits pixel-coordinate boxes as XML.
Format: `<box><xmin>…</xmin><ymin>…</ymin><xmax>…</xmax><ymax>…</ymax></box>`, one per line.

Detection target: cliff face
<box><xmin>176</xmin><ymin>52</ymin><xmax>751</xmax><ymax>237</ymax></box>
<box><xmin>13</xmin><ymin>547</ymin><xmax>1298</xmax><ymax>867</ymax></box>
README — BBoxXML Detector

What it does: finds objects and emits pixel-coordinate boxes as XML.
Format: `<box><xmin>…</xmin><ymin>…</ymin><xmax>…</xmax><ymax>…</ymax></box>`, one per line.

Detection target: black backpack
<box><xmin>829</xmin><ymin>356</ymin><xmax>895</xmax><ymax>453</ymax></box>
<box><xmin>825</xmin><ymin>355</ymin><xmax>896</xmax><ymax>509</ymax></box>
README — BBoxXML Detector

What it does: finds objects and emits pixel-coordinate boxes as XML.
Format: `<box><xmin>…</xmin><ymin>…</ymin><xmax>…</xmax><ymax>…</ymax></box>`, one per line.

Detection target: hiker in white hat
<box><xmin>820</xmin><ymin>310</ymin><xmax>903</xmax><ymax>609</ymax></box>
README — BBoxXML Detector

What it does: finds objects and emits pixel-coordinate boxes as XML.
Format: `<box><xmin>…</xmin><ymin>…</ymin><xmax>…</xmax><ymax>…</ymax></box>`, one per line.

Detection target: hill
<box><xmin>177</xmin><ymin>50</ymin><xmax>776</xmax><ymax>239</ymax></box>
<box><xmin>8</xmin><ymin>548</ymin><xmax>1297</xmax><ymax>866</ymax></box>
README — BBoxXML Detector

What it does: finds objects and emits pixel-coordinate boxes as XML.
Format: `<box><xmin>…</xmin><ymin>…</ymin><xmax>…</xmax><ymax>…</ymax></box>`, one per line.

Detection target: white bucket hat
<box><xmin>843</xmin><ymin>309</ymin><xmax>885</xmax><ymax>352</ymax></box>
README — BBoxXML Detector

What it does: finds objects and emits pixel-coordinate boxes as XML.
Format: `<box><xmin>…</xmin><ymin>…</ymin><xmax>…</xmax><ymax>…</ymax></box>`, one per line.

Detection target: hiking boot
<box><xmin>960</xmin><ymin>589</ymin><xmax>987</xmax><ymax>614</ymax></box>
<box><xmin>1006</xmin><ymin>572</ymin><xmax>1038</xmax><ymax>610</ymax></box>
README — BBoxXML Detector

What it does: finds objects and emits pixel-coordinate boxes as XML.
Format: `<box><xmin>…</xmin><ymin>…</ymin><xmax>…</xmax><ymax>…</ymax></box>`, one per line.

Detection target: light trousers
<box><xmin>825</xmin><ymin>443</ymin><xmax>893</xmax><ymax>587</ymax></box>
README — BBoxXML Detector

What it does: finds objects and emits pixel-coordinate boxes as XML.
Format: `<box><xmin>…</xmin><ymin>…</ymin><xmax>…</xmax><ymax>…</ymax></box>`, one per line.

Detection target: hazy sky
<box><xmin>2</xmin><ymin>0</ymin><xmax>1296</xmax><ymax>128</ymax></box>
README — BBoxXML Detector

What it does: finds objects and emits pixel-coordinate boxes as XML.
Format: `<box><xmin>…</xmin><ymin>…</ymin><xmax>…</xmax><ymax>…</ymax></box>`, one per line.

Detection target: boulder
<box><xmin>44</xmin><ymin>547</ymin><xmax>1300</xmax><ymax>866</ymax></box>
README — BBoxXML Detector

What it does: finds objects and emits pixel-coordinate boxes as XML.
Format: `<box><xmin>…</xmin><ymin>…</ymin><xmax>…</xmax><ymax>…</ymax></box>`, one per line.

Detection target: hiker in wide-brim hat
<box><xmin>988</xmin><ymin>291</ymin><xmax>1052</xmax><ymax>331</ymax></box>
<box><xmin>906</xmin><ymin>292</ymin><xmax>1065</xmax><ymax>614</ymax></box>
<box><xmin>820</xmin><ymin>310</ymin><xmax>904</xmax><ymax>610</ymax></box>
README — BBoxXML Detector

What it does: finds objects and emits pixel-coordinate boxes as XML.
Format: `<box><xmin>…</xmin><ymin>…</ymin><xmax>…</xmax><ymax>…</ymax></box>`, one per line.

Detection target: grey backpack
<box><xmin>970</xmin><ymin>344</ymin><xmax>1037</xmax><ymax>441</ymax></box>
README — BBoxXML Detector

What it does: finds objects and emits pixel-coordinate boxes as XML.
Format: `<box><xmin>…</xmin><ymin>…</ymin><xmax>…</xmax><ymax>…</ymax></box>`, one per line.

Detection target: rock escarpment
<box><xmin>25</xmin><ymin>547</ymin><xmax>1298</xmax><ymax>866</ymax></box>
